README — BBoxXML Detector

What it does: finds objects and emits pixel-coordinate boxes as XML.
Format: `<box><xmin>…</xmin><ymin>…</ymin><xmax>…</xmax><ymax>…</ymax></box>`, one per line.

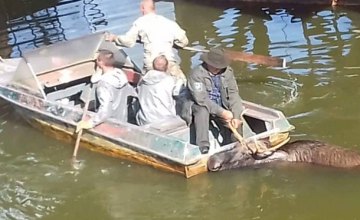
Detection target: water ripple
<box><xmin>265</xmin><ymin>75</ymin><xmax>301</xmax><ymax>107</ymax></box>
<box><xmin>0</xmin><ymin>1</ymin><xmax>360</xmax><ymax>219</ymax></box>
<box><xmin>0</xmin><ymin>174</ymin><xmax>62</xmax><ymax>219</ymax></box>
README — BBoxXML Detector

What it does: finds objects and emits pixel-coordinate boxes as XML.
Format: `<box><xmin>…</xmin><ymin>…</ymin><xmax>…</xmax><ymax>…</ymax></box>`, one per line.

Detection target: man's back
<box><xmin>106</xmin><ymin>0</ymin><xmax>188</xmax><ymax>81</ymax></box>
<box><xmin>93</xmin><ymin>68</ymin><xmax>129</xmax><ymax>124</ymax></box>
<box><xmin>118</xmin><ymin>12</ymin><xmax>187</xmax><ymax>70</ymax></box>
<box><xmin>136</xmin><ymin>69</ymin><xmax>177</xmax><ymax>125</ymax></box>
<box><xmin>128</xmin><ymin>13</ymin><xmax>188</xmax><ymax>67</ymax></box>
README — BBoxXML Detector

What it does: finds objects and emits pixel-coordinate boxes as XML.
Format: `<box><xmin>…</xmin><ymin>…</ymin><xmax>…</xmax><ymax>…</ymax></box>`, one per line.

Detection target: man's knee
<box><xmin>192</xmin><ymin>105</ymin><xmax>209</xmax><ymax>118</ymax></box>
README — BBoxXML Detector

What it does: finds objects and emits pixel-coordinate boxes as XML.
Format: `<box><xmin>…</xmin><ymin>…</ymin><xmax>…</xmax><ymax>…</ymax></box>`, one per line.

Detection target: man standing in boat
<box><xmin>185</xmin><ymin>48</ymin><xmax>244</xmax><ymax>154</ymax></box>
<box><xmin>105</xmin><ymin>0</ymin><xmax>188</xmax><ymax>87</ymax></box>
<box><xmin>76</xmin><ymin>50</ymin><xmax>129</xmax><ymax>131</ymax></box>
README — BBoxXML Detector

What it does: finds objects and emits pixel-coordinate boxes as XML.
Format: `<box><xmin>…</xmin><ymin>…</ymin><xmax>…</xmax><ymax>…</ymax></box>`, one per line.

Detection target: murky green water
<box><xmin>1</xmin><ymin>0</ymin><xmax>360</xmax><ymax>219</ymax></box>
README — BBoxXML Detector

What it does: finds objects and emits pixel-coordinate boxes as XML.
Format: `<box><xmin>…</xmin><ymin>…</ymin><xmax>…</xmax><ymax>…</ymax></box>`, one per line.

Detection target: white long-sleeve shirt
<box><xmin>115</xmin><ymin>12</ymin><xmax>188</xmax><ymax>71</ymax></box>
<box><xmin>90</xmin><ymin>68</ymin><xmax>128</xmax><ymax>126</ymax></box>
<box><xmin>136</xmin><ymin>70</ymin><xmax>177</xmax><ymax>126</ymax></box>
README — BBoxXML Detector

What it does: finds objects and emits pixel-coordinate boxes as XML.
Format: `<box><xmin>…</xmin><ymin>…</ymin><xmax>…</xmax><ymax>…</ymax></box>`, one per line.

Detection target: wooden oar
<box><xmin>228</xmin><ymin>122</ymin><xmax>271</xmax><ymax>155</ymax></box>
<box><xmin>183</xmin><ymin>46</ymin><xmax>286</xmax><ymax>68</ymax></box>
<box><xmin>227</xmin><ymin>123</ymin><xmax>257</xmax><ymax>154</ymax></box>
<box><xmin>228</xmin><ymin>123</ymin><xmax>278</xmax><ymax>158</ymax></box>
<box><xmin>71</xmin><ymin>84</ymin><xmax>93</xmax><ymax>168</ymax></box>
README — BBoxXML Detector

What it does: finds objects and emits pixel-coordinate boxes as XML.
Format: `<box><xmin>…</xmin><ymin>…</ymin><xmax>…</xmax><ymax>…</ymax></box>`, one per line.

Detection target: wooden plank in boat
<box><xmin>37</xmin><ymin>62</ymin><xmax>95</xmax><ymax>88</ymax></box>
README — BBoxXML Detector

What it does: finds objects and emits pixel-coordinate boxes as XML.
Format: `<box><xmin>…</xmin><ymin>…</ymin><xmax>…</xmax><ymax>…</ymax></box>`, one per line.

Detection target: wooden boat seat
<box><xmin>142</xmin><ymin>116</ymin><xmax>188</xmax><ymax>134</ymax></box>
<box><xmin>42</xmin><ymin>63</ymin><xmax>140</xmax><ymax>108</ymax></box>
<box><xmin>37</xmin><ymin>61</ymin><xmax>140</xmax><ymax>88</ymax></box>
<box><xmin>37</xmin><ymin>62</ymin><xmax>95</xmax><ymax>88</ymax></box>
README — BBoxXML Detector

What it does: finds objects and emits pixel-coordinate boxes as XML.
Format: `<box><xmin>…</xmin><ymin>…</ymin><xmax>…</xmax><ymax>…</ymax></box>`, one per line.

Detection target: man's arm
<box><xmin>172</xmin><ymin>77</ymin><xmax>184</xmax><ymax>97</ymax></box>
<box><xmin>91</xmin><ymin>86</ymin><xmax>113</xmax><ymax>126</ymax></box>
<box><xmin>110</xmin><ymin>22</ymin><xmax>140</xmax><ymax>48</ymax></box>
<box><xmin>172</xmin><ymin>22</ymin><xmax>188</xmax><ymax>48</ymax></box>
<box><xmin>188</xmin><ymin>68</ymin><xmax>223</xmax><ymax>116</ymax></box>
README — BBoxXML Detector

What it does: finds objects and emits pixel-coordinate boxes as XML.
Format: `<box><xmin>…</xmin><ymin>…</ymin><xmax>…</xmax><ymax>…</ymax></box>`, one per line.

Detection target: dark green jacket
<box><xmin>187</xmin><ymin>64</ymin><xmax>244</xmax><ymax>119</ymax></box>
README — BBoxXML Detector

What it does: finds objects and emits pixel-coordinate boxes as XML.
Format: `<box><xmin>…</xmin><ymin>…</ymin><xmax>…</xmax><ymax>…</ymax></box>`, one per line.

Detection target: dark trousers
<box><xmin>191</xmin><ymin>104</ymin><xmax>240</xmax><ymax>147</ymax></box>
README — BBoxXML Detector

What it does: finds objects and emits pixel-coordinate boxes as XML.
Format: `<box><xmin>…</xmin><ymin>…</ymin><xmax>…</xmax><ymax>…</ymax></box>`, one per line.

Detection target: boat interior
<box><xmin>0</xmin><ymin>33</ymin><xmax>294</xmax><ymax>153</ymax></box>
<box><xmin>37</xmin><ymin>54</ymin><xmax>228</xmax><ymax>149</ymax></box>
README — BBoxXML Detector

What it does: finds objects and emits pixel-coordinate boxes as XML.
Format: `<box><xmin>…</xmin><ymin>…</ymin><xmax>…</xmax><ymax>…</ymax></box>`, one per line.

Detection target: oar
<box><xmin>227</xmin><ymin>122</ymin><xmax>257</xmax><ymax>154</ymax></box>
<box><xmin>71</xmin><ymin>83</ymin><xmax>93</xmax><ymax>168</ymax></box>
<box><xmin>228</xmin><ymin>123</ymin><xmax>275</xmax><ymax>157</ymax></box>
<box><xmin>228</xmin><ymin>122</ymin><xmax>264</xmax><ymax>155</ymax></box>
<box><xmin>183</xmin><ymin>46</ymin><xmax>286</xmax><ymax>68</ymax></box>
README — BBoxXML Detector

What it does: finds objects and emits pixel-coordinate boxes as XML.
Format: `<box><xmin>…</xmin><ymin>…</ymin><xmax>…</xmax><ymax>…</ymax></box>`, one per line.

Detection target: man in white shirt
<box><xmin>76</xmin><ymin>50</ymin><xmax>128</xmax><ymax>131</ymax></box>
<box><xmin>106</xmin><ymin>0</ymin><xmax>188</xmax><ymax>84</ymax></box>
<box><xmin>136</xmin><ymin>55</ymin><xmax>178</xmax><ymax>126</ymax></box>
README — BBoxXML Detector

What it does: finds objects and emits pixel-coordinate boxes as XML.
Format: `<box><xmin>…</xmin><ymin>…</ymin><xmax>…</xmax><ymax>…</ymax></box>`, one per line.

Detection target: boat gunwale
<box><xmin>0</xmin><ymin>79</ymin><xmax>293</xmax><ymax>160</ymax></box>
<box><xmin>0</xmin><ymin>84</ymin><xmax>208</xmax><ymax>166</ymax></box>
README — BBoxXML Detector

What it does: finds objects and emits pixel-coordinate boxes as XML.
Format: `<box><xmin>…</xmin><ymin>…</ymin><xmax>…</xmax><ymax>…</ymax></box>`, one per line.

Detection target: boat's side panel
<box><xmin>0</xmin><ymin>79</ymin><xmax>293</xmax><ymax>177</ymax></box>
<box><xmin>0</xmin><ymin>85</ymin><xmax>203</xmax><ymax>163</ymax></box>
<box><xmin>185</xmin><ymin>158</ymin><xmax>209</xmax><ymax>178</ymax></box>
<box><xmin>21</xmin><ymin>110</ymin><xmax>208</xmax><ymax>178</ymax></box>
<box><xmin>0</xmin><ymin>86</ymin><xmax>209</xmax><ymax>177</ymax></box>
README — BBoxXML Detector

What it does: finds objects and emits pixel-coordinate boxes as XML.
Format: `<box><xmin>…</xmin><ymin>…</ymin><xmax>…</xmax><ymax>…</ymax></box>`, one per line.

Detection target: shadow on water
<box><xmin>0</xmin><ymin>0</ymin><xmax>112</xmax><ymax>57</ymax></box>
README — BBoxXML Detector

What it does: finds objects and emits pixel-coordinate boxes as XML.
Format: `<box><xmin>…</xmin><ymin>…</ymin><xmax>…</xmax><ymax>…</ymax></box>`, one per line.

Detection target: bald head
<box><xmin>140</xmin><ymin>0</ymin><xmax>155</xmax><ymax>15</ymax></box>
<box><xmin>153</xmin><ymin>55</ymin><xmax>168</xmax><ymax>72</ymax></box>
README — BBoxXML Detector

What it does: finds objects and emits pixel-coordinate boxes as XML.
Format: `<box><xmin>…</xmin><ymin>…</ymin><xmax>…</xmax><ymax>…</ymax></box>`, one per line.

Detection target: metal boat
<box><xmin>0</xmin><ymin>32</ymin><xmax>294</xmax><ymax>177</ymax></box>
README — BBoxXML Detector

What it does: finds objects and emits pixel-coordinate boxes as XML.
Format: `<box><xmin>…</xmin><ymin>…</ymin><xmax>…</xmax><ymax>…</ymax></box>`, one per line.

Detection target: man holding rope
<box><xmin>185</xmin><ymin>48</ymin><xmax>244</xmax><ymax>154</ymax></box>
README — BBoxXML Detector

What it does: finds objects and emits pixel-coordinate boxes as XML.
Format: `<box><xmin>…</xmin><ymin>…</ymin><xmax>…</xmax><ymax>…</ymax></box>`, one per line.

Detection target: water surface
<box><xmin>1</xmin><ymin>0</ymin><xmax>360</xmax><ymax>219</ymax></box>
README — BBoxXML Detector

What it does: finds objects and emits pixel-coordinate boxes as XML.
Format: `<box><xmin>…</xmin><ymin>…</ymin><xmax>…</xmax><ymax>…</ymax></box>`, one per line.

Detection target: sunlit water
<box><xmin>1</xmin><ymin>0</ymin><xmax>360</xmax><ymax>219</ymax></box>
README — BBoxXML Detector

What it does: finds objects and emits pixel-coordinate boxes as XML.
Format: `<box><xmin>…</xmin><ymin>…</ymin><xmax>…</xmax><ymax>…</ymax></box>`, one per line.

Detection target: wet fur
<box><xmin>208</xmin><ymin>140</ymin><xmax>360</xmax><ymax>171</ymax></box>
<box><xmin>281</xmin><ymin>140</ymin><xmax>360</xmax><ymax>168</ymax></box>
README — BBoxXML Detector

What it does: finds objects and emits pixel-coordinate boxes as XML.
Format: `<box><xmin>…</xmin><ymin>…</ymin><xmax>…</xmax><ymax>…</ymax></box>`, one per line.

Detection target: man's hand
<box><xmin>230</xmin><ymin>118</ymin><xmax>242</xmax><ymax>129</ymax></box>
<box><xmin>220</xmin><ymin>110</ymin><xmax>233</xmax><ymax>122</ymax></box>
<box><xmin>76</xmin><ymin>120</ymin><xmax>94</xmax><ymax>133</ymax></box>
<box><xmin>105</xmin><ymin>33</ymin><xmax>117</xmax><ymax>42</ymax></box>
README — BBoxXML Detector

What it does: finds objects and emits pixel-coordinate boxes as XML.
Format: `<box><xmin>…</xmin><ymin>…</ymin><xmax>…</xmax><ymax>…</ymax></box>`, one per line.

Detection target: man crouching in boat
<box><xmin>136</xmin><ymin>55</ymin><xmax>180</xmax><ymax>125</ymax></box>
<box><xmin>183</xmin><ymin>48</ymin><xmax>244</xmax><ymax>154</ymax></box>
<box><xmin>76</xmin><ymin>50</ymin><xmax>128</xmax><ymax>131</ymax></box>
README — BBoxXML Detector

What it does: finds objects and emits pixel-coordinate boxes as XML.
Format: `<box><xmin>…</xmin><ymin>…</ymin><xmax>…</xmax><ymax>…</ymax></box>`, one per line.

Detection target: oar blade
<box><xmin>225</xmin><ymin>50</ymin><xmax>285</xmax><ymax>67</ymax></box>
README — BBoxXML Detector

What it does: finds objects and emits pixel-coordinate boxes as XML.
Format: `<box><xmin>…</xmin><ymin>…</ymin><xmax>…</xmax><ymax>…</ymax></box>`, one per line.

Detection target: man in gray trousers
<box><xmin>187</xmin><ymin>48</ymin><xmax>244</xmax><ymax>154</ymax></box>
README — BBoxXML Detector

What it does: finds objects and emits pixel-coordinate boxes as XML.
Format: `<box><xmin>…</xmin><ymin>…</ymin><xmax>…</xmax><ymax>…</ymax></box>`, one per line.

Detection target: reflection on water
<box><xmin>1</xmin><ymin>0</ymin><xmax>360</xmax><ymax>219</ymax></box>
